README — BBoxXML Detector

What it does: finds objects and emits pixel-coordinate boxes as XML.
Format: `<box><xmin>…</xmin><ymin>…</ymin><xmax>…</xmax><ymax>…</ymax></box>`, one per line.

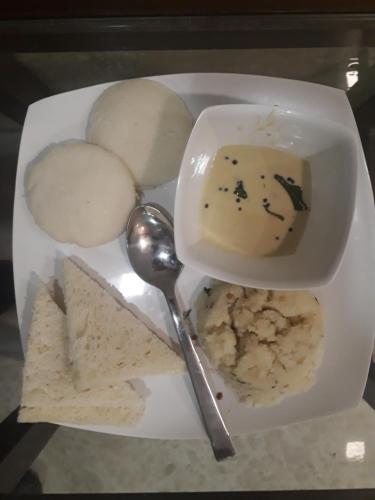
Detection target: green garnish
<box><xmin>263</xmin><ymin>202</ymin><xmax>285</xmax><ymax>221</ymax></box>
<box><xmin>274</xmin><ymin>174</ymin><xmax>308</xmax><ymax>211</ymax></box>
<box><xmin>233</xmin><ymin>181</ymin><xmax>248</xmax><ymax>200</ymax></box>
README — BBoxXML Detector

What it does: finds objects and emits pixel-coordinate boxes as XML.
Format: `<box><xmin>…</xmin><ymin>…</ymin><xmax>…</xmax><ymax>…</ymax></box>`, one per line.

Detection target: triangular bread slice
<box><xmin>18</xmin><ymin>284</ymin><xmax>144</xmax><ymax>426</ymax></box>
<box><xmin>63</xmin><ymin>258</ymin><xmax>184</xmax><ymax>390</ymax></box>
<box><xmin>18</xmin><ymin>406</ymin><xmax>142</xmax><ymax>426</ymax></box>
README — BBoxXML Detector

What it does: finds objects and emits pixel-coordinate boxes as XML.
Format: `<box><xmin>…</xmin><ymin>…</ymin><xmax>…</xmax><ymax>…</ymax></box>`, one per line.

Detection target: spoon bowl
<box><xmin>126</xmin><ymin>204</ymin><xmax>181</xmax><ymax>298</ymax></box>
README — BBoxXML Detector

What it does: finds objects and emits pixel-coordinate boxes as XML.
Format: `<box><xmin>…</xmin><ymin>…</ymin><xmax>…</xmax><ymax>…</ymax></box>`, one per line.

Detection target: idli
<box><xmin>26</xmin><ymin>142</ymin><xmax>136</xmax><ymax>247</ymax></box>
<box><xmin>87</xmin><ymin>79</ymin><xmax>193</xmax><ymax>187</ymax></box>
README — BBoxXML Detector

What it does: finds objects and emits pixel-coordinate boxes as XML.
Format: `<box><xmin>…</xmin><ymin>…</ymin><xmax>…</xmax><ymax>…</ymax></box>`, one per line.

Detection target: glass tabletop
<box><xmin>0</xmin><ymin>13</ymin><xmax>374</xmax><ymax>496</ymax></box>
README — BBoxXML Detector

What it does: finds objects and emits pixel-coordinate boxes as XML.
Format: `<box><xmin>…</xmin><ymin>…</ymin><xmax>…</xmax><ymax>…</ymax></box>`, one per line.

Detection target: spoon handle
<box><xmin>166</xmin><ymin>295</ymin><xmax>236</xmax><ymax>461</ymax></box>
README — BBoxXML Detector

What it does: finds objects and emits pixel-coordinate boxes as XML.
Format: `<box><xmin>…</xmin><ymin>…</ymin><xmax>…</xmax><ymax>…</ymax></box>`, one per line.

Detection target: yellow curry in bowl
<box><xmin>200</xmin><ymin>145</ymin><xmax>311</xmax><ymax>258</ymax></box>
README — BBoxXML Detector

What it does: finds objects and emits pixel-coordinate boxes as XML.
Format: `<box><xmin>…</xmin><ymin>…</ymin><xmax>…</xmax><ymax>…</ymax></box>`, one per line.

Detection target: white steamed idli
<box><xmin>86</xmin><ymin>79</ymin><xmax>193</xmax><ymax>187</ymax></box>
<box><xmin>26</xmin><ymin>142</ymin><xmax>136</xmax><ymax>247</ymax></box>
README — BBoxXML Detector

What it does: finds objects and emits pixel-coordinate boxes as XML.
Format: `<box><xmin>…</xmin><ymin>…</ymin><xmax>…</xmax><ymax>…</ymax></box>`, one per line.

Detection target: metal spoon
<box><xmin>126</xmin><ymin>203</ymin><xmax>235</xmax><ymax>461</ymax></box>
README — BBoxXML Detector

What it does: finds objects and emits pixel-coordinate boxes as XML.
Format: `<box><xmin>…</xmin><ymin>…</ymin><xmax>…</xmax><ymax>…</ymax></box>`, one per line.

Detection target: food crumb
<box><xmin>183</xmin><ymin>309</ymin><xmax>192</xmax><ymax>319</ymax></box>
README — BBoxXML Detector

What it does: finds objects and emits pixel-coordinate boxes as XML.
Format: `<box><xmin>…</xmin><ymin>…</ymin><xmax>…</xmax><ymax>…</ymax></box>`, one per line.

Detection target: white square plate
<box><xmin>13</xmin><ymin>74</ymin><xmax>375</xmax><ymax>439</ymax></box>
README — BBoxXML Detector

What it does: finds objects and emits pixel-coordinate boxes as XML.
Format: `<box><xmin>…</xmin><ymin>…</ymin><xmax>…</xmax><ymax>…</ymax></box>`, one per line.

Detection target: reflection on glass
<box><xmin>345</xmin><ymin>441</ymin><xmax>365</xmax><ymax>462</ymax></box>
<box><xmin>346</xmin><ymin>58</ymin><xmax>359</xmax><ymax>90</ymax></box>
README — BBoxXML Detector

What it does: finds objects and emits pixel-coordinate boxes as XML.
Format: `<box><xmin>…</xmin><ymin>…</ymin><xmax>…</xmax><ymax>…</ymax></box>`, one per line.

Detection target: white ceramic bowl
<box><xmin>174</xmin><ymin>104</ymin><xmax>358</xmax><ymax>289</ymax></box>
